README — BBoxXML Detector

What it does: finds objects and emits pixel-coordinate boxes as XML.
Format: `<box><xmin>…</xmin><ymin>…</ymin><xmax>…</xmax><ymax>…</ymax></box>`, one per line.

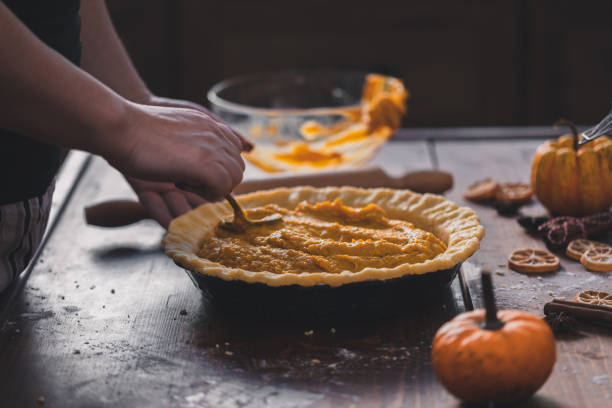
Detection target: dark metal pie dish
<box><xmin>164</xmin><ymin>187</ymin><xmax>483</xmax><ymax>318</ymax></box>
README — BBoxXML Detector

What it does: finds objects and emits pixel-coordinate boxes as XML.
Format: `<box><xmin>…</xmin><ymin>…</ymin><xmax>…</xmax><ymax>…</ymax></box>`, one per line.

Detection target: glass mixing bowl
<box><xmin>207</xmin><ymin>71</ymin><xmax>367</xmax><ymax>143</ymax></box>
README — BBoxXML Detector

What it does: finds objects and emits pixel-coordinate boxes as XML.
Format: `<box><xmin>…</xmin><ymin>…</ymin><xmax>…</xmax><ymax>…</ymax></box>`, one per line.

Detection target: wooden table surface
<box><xmin>1</xmin><ymin>128</ymin><xmax>611</xmax><ymax>408</ymax></box>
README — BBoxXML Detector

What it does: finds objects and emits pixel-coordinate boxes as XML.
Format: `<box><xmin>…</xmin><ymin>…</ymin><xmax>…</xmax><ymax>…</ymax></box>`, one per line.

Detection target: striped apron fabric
<box><xmin>0</xmin><ymin>181</ymin><xmax>54</xmax><ymax>292</ymax></box>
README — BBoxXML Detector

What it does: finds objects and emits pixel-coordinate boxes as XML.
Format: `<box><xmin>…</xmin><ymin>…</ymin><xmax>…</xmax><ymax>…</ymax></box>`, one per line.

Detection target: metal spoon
<box><xmin>579</xmin><ymin>107</ymin><xmax>612</xmax><ymax>146</ymax></box>
<box><xmin>220</xmin><ymin>194</ymin><xmax>282</xmax><ymax>232</ymax></box>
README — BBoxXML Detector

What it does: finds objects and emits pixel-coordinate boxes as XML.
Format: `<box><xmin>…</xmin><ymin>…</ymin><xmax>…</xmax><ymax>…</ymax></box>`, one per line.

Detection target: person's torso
<box><xmin>0</xmin><ymin>0</ymin><xmax>81</xmax><ymax>205</ymax></box>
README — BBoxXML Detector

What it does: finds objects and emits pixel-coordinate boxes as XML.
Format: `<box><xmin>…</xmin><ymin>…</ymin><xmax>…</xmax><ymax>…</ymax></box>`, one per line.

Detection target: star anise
<box><xmin>544</xmin><ymin>312</ymin><xmax>579</xmax><ymax>335</ymax></box>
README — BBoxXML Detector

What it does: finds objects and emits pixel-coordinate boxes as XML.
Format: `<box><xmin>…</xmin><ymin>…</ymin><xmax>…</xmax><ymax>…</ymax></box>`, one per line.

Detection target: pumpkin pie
<box><xmin>164</xmin><ymin>187</ymin><xmax>484</xmax><ymax>287</ymax></box>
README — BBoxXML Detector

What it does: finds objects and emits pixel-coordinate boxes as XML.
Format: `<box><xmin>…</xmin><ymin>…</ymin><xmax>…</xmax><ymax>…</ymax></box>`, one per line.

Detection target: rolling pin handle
<box><xmin>84</xmin><ymin>200</ymin><xmax>149</xmax><ymax>227</ymax></box>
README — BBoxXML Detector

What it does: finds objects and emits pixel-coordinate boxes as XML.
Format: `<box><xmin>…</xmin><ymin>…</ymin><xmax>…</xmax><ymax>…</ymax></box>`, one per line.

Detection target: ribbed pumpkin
<box><xmin>432</xmin><ymin>271</ymin><xmax>556</xmax><ymax>404</ymax></box>
<box><xmin>531</xmin><ymin>121</ymin><xmax>612</xmax><ymax>216</ymax></box>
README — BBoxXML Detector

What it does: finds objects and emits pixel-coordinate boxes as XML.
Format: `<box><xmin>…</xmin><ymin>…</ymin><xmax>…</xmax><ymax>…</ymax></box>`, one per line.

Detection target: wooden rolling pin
<box><xmin>85</xmin><ymin>167</ymin><xmax>453</xmax><ymax>227</ymax></box>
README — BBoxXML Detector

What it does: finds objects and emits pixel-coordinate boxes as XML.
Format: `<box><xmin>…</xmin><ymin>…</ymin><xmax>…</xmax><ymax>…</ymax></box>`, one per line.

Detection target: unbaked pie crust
<box><xmin>164</xmin><ymin>187</ymin><xmax>484</xmax><ymax>287</ymax></box>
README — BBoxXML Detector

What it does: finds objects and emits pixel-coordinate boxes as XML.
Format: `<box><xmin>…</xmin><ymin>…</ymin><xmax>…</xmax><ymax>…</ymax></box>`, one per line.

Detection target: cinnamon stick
<box><xmin>544</xmin><ymin>299</ymin><xmax>612</xmax><ymax>328</ymax></box>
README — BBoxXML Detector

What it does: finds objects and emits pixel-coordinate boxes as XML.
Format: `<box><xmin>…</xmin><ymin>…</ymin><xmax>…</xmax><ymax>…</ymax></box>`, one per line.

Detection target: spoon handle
<box><xmin>84</xmin><ymin>200</ymin><xmax>149</xmax><ymax>227</ymax></box>
<box><xmin>224</xmin><ymin>194</ymin><xmax>250</xmax><ymax>224</ymax></box>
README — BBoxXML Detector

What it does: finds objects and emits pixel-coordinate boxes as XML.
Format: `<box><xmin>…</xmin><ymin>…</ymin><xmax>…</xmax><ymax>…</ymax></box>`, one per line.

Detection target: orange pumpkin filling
<box><xmin>198</xmin><ymin>199</ymin><xmax>447</xmax><ymax>274</ymax></box>
<box><xmin>244</xmin><ymin>74</ymin><xmax>409</xmax><ymax>172</ymax></box>
<box><xmin>272</xmin><ymin>143</ymin><xmax>342</xmax><ymax>167</ymax></box>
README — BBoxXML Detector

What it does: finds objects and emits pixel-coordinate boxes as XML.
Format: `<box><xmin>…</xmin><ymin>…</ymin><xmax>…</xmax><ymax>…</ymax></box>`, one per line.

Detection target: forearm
<box><xmin>0</xmin><ymin>3</ymin><xmax>127</xmax><ymax>156</ymax></box>
<box><xmin>79</xmin><ymin>0</ymin><xmax>151</xmax><ymax>103</ymax></box>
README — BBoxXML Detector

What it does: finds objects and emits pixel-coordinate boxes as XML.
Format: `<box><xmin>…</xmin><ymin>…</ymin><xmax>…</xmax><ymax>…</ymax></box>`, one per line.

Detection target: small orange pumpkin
<box><xmin>531</xmin><ymin>120</ymin><xmax>612</xmax><ymax>216</ymax></box>
<box><xmin>432</xmin><ymin>272</ymin><xmax>556</xmax><ymax>404</ymax></box>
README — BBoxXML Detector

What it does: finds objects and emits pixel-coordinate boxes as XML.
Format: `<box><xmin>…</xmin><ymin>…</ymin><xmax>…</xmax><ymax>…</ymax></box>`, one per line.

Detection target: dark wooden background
<box><xmin>106</xmin><ymin>0</ymin><xmax>612</xmax><ymax>127</ymax></box>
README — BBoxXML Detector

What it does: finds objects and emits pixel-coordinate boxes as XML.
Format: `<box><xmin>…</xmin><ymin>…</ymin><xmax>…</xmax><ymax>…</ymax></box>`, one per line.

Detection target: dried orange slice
<box><xmin>573</xmin><ymin>289</ymin><xmax>612</xmax><ymax>307</ymax></box>
<box><xmin>495</xmin><ymin>182</ymin><xmax>533</xmax><ymax>204</ymax></box>
<box><xmin>566</xmin><ymin>239</ymin><xmax>612</xmax><ymax>261</ymax></box>
<box><xmin>508</xmin><ymin>248</ymin><xmax>560</xmax><ymax>273</ymax></box>
<box><xmin>580</xmin><ymin>247</ymin><xmax>612</xmax><ymax>272</ymax></box>
<box><xmin>463</xmin><ymin>179</ymin><xmax>499</xmax><ymax>201</ymax></box>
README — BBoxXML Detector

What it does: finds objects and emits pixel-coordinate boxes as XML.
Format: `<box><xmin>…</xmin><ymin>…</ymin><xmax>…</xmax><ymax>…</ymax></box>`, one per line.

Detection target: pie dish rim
<box><xmin>163</xmin><ymin>186</ymin><xmax>484</xmax><ymax>288</ymax></box>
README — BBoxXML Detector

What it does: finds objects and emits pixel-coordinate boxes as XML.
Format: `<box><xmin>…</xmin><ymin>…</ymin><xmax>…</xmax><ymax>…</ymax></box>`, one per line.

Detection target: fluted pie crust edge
<box><xmin>163</xmin><ymin>187</ymin><xmax>484</xmax><ymax>287</ymax></box>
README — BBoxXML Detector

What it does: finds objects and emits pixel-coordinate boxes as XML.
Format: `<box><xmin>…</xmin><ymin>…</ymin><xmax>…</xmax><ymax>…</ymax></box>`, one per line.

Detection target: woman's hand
<box><xmin>111</xmin><ymin>97</ymin><xmax>250</xmax><ymax>228</ymax></box>
<box><xmin>121</xmin><ymin>97</ymin><xmax>247</xmax><ymax>227</ymax></box>
<box><xmin>125</xmin><ymin>177</ymin><xmax>206</xmax><ymax>228</ymax></box>
<box><xmin>104</xmin><ymin>102</ymin><xmax>251</xmax><ymax>205</ymax></box>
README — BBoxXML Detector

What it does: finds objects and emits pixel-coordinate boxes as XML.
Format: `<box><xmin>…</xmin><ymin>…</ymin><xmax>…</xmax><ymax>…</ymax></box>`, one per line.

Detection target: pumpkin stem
<box><xmin>481</xmin><ymin>270</ymin><xmax>504</xmax><ymax>330</ymax></box>
<box><xmin>554</xmin><ymin>119</ymin><xmax>579</xmax><ymax>150</ymax></box>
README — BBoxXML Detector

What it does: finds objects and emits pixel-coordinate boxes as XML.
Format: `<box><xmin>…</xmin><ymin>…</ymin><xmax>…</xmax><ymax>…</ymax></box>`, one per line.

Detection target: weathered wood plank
<box><xmin>0</xmin><ymin>143</ymin><xmax>476</xmax><ymax>408</ymax></box>
<box><xmin>393</xmin><ymin>126</ymin><xmax>588</xmax><ymax>141</ymax></box>
<box><xmin>435</xmin><ymin>139</ymin><xmax>612</xmax><ymax>407</ymax></box>
<box><xmin>0</xmin><ymin>151</ymin><xmax>91</xmax><ymax>320</ymax></box>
